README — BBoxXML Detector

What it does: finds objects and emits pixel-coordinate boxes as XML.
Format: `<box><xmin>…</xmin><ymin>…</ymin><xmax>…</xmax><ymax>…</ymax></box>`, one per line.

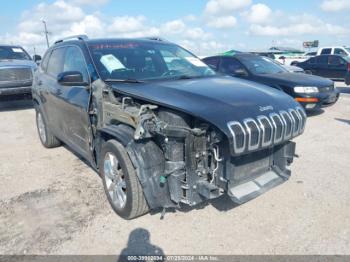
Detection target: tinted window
<box><xmin>63</xmin><ymin>46</ymin><xmax>89</xmax><ymax>82</ymax></box>
<box><xmin>308</xmin><ymin>57</ymin><xmax>316</xmax><ymax>64</ymax></box>
<box><xmin>88</xmin><ymin>41</ymin><xmax>215</xmax><ymax>81</ymax></box>
<box><xmin>334</xmin><ymin>48</ymin><xmax>347</xmax><ymax>56</ymax></box>
<box><xmin>329</xmin><ymin>56</ymin><xmax>341</xmax><ymax>65</ymax></box>
<box><xmin>238</xmin><ymin>55</ymin><xmax>287</xmax><ymax>74</ymax></box>
<box><xmin>220</xmin><ymin>57</ymin><xmax>245</xmax><ymax>74</ymax></box>
<box><xmin>316</xmin><ymin>56</ymin><xmax>328</xmax><ymax>64</ymax></box>
<box><xmin>40</xmin><ymin>51</ymin><xmax>51</xmax><ymax>71</ymax></box>
<box><xmin>320</xmin><ymin>48</ymin><xmax>332</xmax><ymax>55</ymax></box>
<box><xmin>47</xmin><ymin>48</ymin><xmax>65</xmax><ymax>77</ymax></box>
<box><xmin>203</xmin><ymin>57</ymin><xmax>220</xmax><ymax>70</ymax></box>
<box><xmin>0</xmin><ymin>46</ymin><xmax>31</xmax><ymax>60</ymax></box>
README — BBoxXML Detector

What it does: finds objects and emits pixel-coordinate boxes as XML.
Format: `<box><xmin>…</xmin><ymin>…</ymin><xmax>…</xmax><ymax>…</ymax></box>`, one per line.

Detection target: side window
<box><xmin>40</xmin><ymin>50</ymin><xmax>51</xmax><ymax>71</ymax></box>
<box><xmin>316</xmin><ymin>56</ymin><xmax>328</xmax><ymax>64</ymax></box>
<box><xmin>329</xmin><ymin>56</ymin><xmax>341</xmax><ymax>65</ymax></box>
<box><xmin>220</xmin><ymin>58</ymin><xmax>245</xmax><ymax>74</ymax></box>
<box><xmin>63</xmin><ymin>46</ymin><xmax>89</xmax><ymax>82</ymax></box>
<box><xmin>308</xmin><ymin>57</ymin><xmax>316</xmax><ymax>64</ymax></box>
<box><xmin>320</xmin><ymin>48</ymin><xmax>332</xmax><ymax>55</ymax></box>
<box><xmin>47</xmin><ymin>48</ymin><xmax>65</xmax><ymax>78</ymax></box>
<box><xmin>334</xmin><ymin>48</ymin><xmax>346</xmax><ymax>56</ymax></box>
<box><xmin>203</xmin><ymin>57</ymin><xmax>219</xmax><ymax>70</ymax></box>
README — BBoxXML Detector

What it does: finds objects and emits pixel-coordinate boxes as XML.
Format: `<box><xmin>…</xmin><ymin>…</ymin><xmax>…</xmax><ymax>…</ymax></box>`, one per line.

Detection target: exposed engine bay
<box><xmin>88</xmin><ymin>79</ymin><xmax>302</xmax><ymax>210</ymax></box>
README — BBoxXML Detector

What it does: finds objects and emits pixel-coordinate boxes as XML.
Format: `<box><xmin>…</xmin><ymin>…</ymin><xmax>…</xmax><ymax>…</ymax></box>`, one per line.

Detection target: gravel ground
<box><xmin>0</xmin><ymin>83</ymin><xmax>349</xmax><ymax>255</ymax></box>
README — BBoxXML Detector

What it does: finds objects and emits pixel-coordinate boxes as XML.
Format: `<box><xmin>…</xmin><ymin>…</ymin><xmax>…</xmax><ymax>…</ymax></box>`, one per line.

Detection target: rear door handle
<box><xmin>37</xmin><ymin>80</ymin><xmax>43</xmax><ymax>86</ymax></box>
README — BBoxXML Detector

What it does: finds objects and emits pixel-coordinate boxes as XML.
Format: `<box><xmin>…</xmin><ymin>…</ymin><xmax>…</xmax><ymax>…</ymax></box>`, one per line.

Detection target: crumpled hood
<box><xmin>256</xmin><ymin>72</ymin><xmax>333</xmax><ymax>87</ymax></box>
<box><xmin>111</xmin><ymin>76</ymin><xmax>301</xmax><ymax>138</ymax></box>
<box><xmin>0</xmin><ymin>59</ymin><xmax>37</xmax><ymax>69</ymax></box>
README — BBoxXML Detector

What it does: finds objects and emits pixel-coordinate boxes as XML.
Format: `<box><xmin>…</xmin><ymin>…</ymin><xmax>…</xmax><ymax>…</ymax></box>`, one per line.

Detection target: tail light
<box><xmin>347</xmin><ymin>63</ymin><xmax>350</xmax><ymax>71</ymax></box>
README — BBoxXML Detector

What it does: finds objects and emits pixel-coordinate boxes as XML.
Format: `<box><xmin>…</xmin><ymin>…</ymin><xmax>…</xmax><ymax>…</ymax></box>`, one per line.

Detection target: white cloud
<box><xmin>161</xmin><ymin>19</ymin><xmax>186</xmax><ymax>34</ymax></box>
<box><xmin>67</xmin><ymin>15</ymin><xmax>104</xmax><ymax>37</ymax></box>
<box><xmin>249</xmin><ymin>13</ymin><xmax>349</xmax><ymax>37</ymax></box>
<box><xmin>108</xmin><ymin>16</ymin><xmax>146</xmax><ymax>33</ymax></box>
<box><xmin>72</xmin><ymin>0</ymin><xmax>109</xmax><ymax>5</ymax></box>
<box><xmin>321</xmin><ymin>0</ymin><xmax>350</xmax><ymax>12</ymax></box>
<box><xmin>184</xmin><ymin>27</ymin><xmax>211</xmax><ymax>40</ymax></box>
<box><xmin>245</xmin><ymin>3</ymin><xmax>271</xmax><ymax>24</ymax></box>
<box><xmin>204</xmin><ymin>0</ymin><xmax>252</xmax><ymax>15</ymax></box>
<box><xmin>250</xmin><ymin>22</ymin><xmax>348</xmax><ymax>36</ymax></box>
<box><xmin>207</xmin><ymin>16</ymin><xmax>237</xmax><ymax>29</ymax></box>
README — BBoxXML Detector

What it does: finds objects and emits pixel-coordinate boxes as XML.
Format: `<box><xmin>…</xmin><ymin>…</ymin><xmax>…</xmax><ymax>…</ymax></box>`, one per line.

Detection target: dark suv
<box><xmin>33</xmin><ymin>35</ymin><xmax>306</xmax><ymax>219</ymax></box>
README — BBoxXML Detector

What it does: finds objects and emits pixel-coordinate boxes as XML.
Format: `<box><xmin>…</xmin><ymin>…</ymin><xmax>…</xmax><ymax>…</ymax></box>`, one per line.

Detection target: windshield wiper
<box><xmin>104</xmin><ymin>78</ymin><xmax>144</xmax><ymax>83</ymax></box>
<box><xmin>174</xmin><ymin>75</ymin><xmax>196</xmax><ymax>80</ymax></box>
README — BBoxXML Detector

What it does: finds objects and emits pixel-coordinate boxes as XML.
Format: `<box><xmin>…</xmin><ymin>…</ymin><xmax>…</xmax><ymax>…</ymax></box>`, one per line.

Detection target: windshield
<box><xmin>0</xmin><ymin>46</ymin><xmax>31</xmax><ymax>60</ymax></box>
<box><xmin>343</xmin><ymin>56</ymin><xmax>350</xmax><ymax>62</ymax></box>
<box><xmin>88</xmin><ymin>41</ymin><xmax>216</xmax><ymax>81</ymax></box>
<box><xmin>239</xmin><ymin>55</ymin><xmax>288</xmax><ymax>74</ymax></box>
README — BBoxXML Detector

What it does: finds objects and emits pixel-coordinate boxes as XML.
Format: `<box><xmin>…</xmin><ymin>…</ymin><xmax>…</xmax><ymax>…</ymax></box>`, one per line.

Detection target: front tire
<box><xmin>100</xmin><ymin>140</ymin><xmax>149</xmax><ymax>219</ymax></box>
<box><xmin>35</xmin><ymin>109</ymin><xmax>61</xmax><ymax>148</ymax></box>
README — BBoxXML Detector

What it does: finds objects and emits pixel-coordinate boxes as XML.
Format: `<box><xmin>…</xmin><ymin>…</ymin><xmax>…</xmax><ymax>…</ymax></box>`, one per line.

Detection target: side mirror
<box><xmin>57</xmin><ymin>71</ymin><xmax>88</xmax><ymax>86</ymax></box>
<box><xmin>33</xmin><ymin>55</ymin><xmax>42</xmax><ymax>63</ymax></box>
<box><xmin>233</xmin><ymin>69</ymin><xmax>248</xmax><ymax>77</ymax></box>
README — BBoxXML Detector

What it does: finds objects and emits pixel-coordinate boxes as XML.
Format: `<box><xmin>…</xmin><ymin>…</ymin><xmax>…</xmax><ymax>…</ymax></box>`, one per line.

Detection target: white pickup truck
<box><xmin>317</xmin><ymin>46</ymin><xmax>350</xmax><ymax>56</ymax></box>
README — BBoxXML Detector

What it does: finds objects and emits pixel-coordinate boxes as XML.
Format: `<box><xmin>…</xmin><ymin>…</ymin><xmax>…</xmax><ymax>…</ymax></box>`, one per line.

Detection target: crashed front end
<box><xmin>91</xmin><ymin>80</ymin><xmax>307</xmax><ymax>209</ymax></box>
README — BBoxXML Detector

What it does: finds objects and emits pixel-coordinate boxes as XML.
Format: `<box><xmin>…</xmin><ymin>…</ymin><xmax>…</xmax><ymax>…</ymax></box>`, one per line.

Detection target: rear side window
<box><xmin>203</xmin><ymin>57</ymin><xmax>220</xmax><ymax>70</ymax></box>
<box><xmin>63</xmin><ymin>46</ymin><xmax>89</xmax><ymax>82</ymax></box>
<box><xmin>40</xmin><ymin>51</ymin><xmax>51</xmax><ymax>71</ymax></box>
<box><xmin>316</xmin><ymin>56</ymin><xmax>328</xmax><ymax>64</ymax></box>
<box><xmin>47</xmin><ymin>47</ymin><xmax>65</xmax><ymax>77</ymax></box>
<box><xmin>320</xmin><ymin>48</ymin><xmax>332</xmax><ymax>55</ymax></box>
<box><xmin>329</xmin><ymin>56</ymin><xmax>341</xmax><ymax>65</ymax></box>
<box><xmin>220</xmin><ymin>57</ymin><xmax>245</xmax><ymax>74</ymax></box>
<box><xmin>308</xmin><ymin>57</ymin><xmax>316</xmax><ymax>64</ymax></box>
<box><xmin>334</xmin><ymin>48</ymin><xmax>347</xmax><ymax>56</ymax></box>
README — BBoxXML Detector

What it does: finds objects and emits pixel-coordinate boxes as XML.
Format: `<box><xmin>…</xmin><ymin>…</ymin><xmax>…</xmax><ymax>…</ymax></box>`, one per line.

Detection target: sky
<box><xmin>1</xmin><ymin>0</ymin><xmax>350</xmax><ymax>56</ymax></box>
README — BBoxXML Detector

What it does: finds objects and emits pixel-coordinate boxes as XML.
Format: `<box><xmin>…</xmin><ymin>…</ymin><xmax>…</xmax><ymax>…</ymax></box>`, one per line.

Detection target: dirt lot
<box><xmin>0</xmin><ymin>84</ymin><xmax>349</xmax><ymax>255</ymax></box>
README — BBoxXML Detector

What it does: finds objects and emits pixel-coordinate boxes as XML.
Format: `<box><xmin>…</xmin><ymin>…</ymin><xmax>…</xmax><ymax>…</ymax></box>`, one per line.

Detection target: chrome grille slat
<box><xmin>270</xmin><ymin>113</ymin><xmax>284</xmax><ymax>144</ymax></box>
<box><xmin>296</xmin><ymin>107</ymin><xmax>307</xmax><ymax>133</ymax></box>
<box><xmin>227</xmin><ymin>121</ymin><xmax>246</xmax><ymax>154</ymax></box>
<box><xmin>280</xmin><ymin>110</ymin><xmax>293</xmax><ymax>140</ymax></box>
<box><xmin>289</xmin><ymin>109</ymin><xmax>300</xmax><ymax>136</ymax></box>
<box><xmin>228</xmin><ymin>107</ymin><xmax>307</xmax><ymax>155</ymax></box>
<box><xmin>243</xmin><ymin>119</ymin><xmax>261</xmax><ymax>151</ymax></box>
<box><xmin>257</xmin><ymin>115</ymin><xmax>273</xmax><ymax>147</ymax></box>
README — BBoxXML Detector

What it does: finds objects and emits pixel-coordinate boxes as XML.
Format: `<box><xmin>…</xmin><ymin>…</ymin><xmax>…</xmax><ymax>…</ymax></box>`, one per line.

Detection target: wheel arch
<box><xmin>96</xmin><ymin>124</ymin><xmax>174</xmax><ymax>209</ymax></box>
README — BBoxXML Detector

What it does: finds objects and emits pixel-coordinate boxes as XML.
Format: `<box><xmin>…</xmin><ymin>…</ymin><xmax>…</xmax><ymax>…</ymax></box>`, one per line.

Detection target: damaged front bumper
<box><xmin>195</xmin><ymin>141</ymin><xmax>296</xmax><ymax>205</ymax></box>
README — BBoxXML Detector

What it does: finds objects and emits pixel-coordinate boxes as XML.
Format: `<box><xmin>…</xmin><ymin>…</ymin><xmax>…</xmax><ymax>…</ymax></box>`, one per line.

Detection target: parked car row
<box><xmin>202</xmin><ymin>53</ymin><xmax>339</xmax><ymax>110</ymax></box>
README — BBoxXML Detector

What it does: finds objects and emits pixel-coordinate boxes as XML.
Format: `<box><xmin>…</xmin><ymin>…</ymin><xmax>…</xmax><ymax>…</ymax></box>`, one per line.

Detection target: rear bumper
<box><xmin>0</xmin><ymin>86</ymin><xmax>32</xmax><ymax>96</ymax></box>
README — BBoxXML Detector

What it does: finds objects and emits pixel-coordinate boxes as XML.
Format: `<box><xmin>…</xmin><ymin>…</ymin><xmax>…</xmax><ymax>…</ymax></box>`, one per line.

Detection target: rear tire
<box><xmin>35</xmin><ymin>109</ymin><xmax>61</xmax><ymax>148</ymax></box>
<box><xmin>100</xmin><ymin>140</ymin><xmax>149</xmax><ymax>219</ymax></box>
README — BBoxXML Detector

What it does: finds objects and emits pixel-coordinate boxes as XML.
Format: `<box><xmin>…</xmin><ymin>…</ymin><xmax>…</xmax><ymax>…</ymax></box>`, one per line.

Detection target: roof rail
<box><xmin>141</xmin><ymin>37</ymin><xmax>168</xmax><ymax>42</ymax></box>
<box><xmin>54</xmin><ymin>35</ymin><xmax>88</xmax><ymax>45</ymax></box>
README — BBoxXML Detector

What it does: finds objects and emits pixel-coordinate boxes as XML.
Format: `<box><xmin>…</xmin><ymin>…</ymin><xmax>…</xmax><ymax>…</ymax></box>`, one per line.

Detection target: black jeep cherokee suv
<box><xmin>32</xmin><ymin>35</ymin><xmax>306</xmax><ymax>219</ymax></box>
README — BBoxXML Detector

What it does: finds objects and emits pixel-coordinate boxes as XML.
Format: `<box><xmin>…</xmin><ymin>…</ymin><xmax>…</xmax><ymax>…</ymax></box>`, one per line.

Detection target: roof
<box><xmin>0</xmin><ymin>44</ymin><xmax>23</xmax><ymax>48</ymax></box>
<box><xmin>53</xmin><ymin>35</ymin><xmax>172</xmax><ymax>47</ymax></box>
<box><xmin>205</xmin><ymin>53</ymin><xmax>258</xmax><ymax>59</ymax></box>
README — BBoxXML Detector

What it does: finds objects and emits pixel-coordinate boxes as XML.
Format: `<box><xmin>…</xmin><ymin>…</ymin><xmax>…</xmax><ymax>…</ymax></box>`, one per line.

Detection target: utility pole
<box><xmin>42</xmin><ymin>20</ymin><xmax>50</xmax><ymax>48</ymax></box>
